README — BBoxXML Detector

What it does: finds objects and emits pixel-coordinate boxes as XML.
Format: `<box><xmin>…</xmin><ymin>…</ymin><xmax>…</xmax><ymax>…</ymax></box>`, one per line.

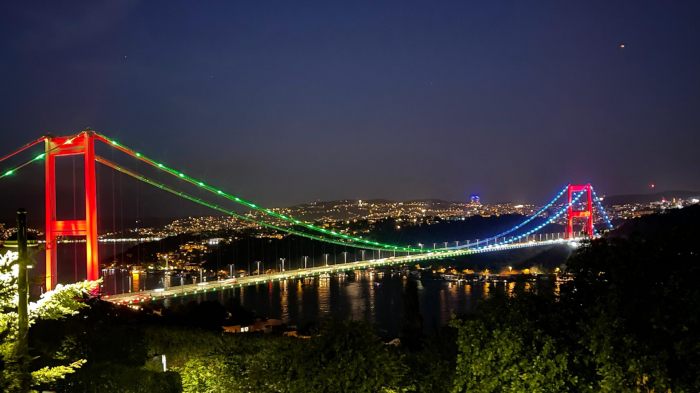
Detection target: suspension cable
<box><xmin>95</xmin><ymin>132</ymin><xmax>572</xmax><ymax>254</ymax></box>
<box><xmin>590</xmin><ymin>186</ymin><xmax>614</xmax><ymax>229</ymax></box>
<box><xmin>0</xmin><ymin>132</ymin><xmax>86</xmax><ymax>180</ymax></box>
<box><xmin>94</xmin><ymin>155</ymin><xmax>391</xmax><ymax>251</ymax></box>
<box><xmin>0</xmin><ymin>135</ymin><xmax>47</xmax><ymax>164</ymax></box>
<box><xmin>92</xmin><ymin>132</ymin><xmax>444</xmax><ymax>253</ymax></box>
<box><xmin>464</xmin><ymin>186</ymin><xmax>590</xmax><ymax>250</ymax></box>
<box><xmin>448</xmin><ymin>184</ymin><xmax>571</xmax><ymax>249</ymax></box>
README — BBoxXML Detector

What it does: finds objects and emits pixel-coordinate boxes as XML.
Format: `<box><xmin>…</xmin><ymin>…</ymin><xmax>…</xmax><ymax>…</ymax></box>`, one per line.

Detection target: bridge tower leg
<box><xmin>565</xmin><ymin>184</ymin><xmax>593</xmax><ymax>239</ymax></box>
<box><xmin>44</xmin><ymin>130</ymin><xmax>99</xmax><ymax>290</ymax></box>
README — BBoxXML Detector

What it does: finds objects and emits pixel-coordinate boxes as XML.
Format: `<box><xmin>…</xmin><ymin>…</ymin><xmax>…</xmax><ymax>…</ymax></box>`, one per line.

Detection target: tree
<box><xmin>561</xmin><ymin>207</ymin><xmax>700</xmax><ymax>392</ymax></box>
<box><xmin>172</xmin><ymin>319</ymin><xmax>408</xmax><ymax>393</ymax></box>
<box><xmin>450</xmin><ymin>291</ymin><xmax>578</xmax><ymax>393</ymax></box>
<box><xmin>406</xmin><ymin>322</ymin><xmax>459</xmax><ymax>393</ymax></box>
<box><xmin>0</xmin><ymin>250</ymin><xmax>100</xmax><ymax>392</ymax></box>
<box><xmin>34</xmin><ymin>300</ymin><xmax>183</xmax><ymax>392</ymax></box>
<box><xmin>399</xmin><ymin>279</ymin><xmax>423</xmax><ymax>350</ymax></box>
<box><xmin>451</xmin><ymin>206</ymin><xmax>700</xmax><ymax>392</ymax></box>
<box><xmin>275</xmin><ymin>319</ymin><xmax>408</xmax><ymax>393</ymax></box>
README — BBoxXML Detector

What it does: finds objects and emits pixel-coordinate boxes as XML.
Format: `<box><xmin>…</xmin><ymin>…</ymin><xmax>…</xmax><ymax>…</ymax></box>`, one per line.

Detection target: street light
<box><xmin>4</xmin><ymin>208</ymin><xmax>37</xmax><ymax>392</ymax></box>
<box><xmin>280</xmin><ymin>258</ymin><xmax>285</xmax><ymax>272</ymax></box>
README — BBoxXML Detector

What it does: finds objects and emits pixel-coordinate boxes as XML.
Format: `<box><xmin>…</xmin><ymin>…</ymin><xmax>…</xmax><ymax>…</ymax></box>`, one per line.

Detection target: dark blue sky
<box><xmin>1</xmin><ymin>1</ymin><xmax>699</xmax><ymax>211</ymax></box>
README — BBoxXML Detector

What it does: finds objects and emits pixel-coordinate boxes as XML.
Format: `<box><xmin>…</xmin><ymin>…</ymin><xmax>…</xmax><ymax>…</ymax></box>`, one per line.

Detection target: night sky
<box><xmin>1</xmin><ymin>1</ymin><xmax>699</xmax><ymax>221</ymax></box>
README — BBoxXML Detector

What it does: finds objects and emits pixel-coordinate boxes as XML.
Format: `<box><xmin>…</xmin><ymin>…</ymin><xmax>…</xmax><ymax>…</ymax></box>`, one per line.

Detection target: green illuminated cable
<box><xmin>0</xmin><ymin>151</ymin><xmax>49</xmax><ymax>179</ymax></box>
<box><xmin>95</xmin><ymin>132</ymin><xmax>447</xmax><ymax>253</ymax></box>
<box><xmin>0</xmin><ymin>133</ymin><xmax>83</xmax><ymax>180</ymax></box>
<box><xmin>95</xmin><ymin>156</ymin><xmax>394</xmax><ymax>251</ymax></box>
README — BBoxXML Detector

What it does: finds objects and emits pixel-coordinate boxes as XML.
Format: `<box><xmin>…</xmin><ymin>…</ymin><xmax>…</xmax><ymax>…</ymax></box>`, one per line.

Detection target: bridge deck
<box><xmin>104</xmin><ymin>238</ymin><xmax>579</xmax><ymax>305</ymax></box>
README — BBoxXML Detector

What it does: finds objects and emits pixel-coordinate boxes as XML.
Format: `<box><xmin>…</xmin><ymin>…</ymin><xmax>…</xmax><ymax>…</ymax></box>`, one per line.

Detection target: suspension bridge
<box><xmin>0</xmin><ymin>129</ymin><xmax>614</xmax><ymax>304</ymax></box>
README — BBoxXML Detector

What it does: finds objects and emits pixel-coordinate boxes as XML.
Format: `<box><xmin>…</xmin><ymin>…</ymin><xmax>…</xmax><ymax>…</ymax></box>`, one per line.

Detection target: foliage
<box><xmin>34</xmin><ymin>300</ymin><xmax>181</xmax><ymax>392</ymax></box>
<box><xmin>165</xmin><ymin>319</ymin><xmax>408</xmax><ymax>393</ymax></box>
<box><xmin>276</xmin><ymin>320</ymin><xmax>408</xmax><ymax>393</ymax></box>
<box><xmin>31</xmin><ymin>360</ymin><xmax>86</xmax><ymax>386</ymax></box>
<box><xmin>451</xmin><ymin>291</ymin><xmax>578</xmax><ymax>393</ymax></box>
<box><xmin>0</xmin><ymin>249</ymin><xmax>100</xmax><ymax>392</ymax></box>
<box><xmin>405</xmin><ymin>322</ymin><xmax>459</xmax><ymax>393</ymax></box>
<box><xmin>452</xmin><ymin>206</ymin><xmax>700</xmax><ymax>392</ymax></box>
<box><xmin>178</xmin><ymin>355</ymin><xmax>237</xmax><ymax>393</ymax></box>
<box><xmin>49</xmin><ymin>362</ymin><xmax>181</xmax><ymax>393</ymax></box>
<box><xmin>399</xmin><ymin>279</ymin><xmax>423</xmax><ymax>350</ymax></box>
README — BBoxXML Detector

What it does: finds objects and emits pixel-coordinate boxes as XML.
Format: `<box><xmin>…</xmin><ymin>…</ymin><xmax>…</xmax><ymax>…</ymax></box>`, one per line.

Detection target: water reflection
<box><xmin>131</xmin><ymin>273</ymin><xmax>139</xmax><ymax>293</ymax></box>
<box><xmin>109</xmin><ymin>270</ymin><xmax>492</xmax><ymax>335</ymax></box>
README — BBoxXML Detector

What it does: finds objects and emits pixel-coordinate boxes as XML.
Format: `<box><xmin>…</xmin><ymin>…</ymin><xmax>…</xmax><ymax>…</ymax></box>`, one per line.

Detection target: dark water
<box><xmin>29</xmin><ymin>242</ymin><xmax>138</xmax><ymax>296</ymax></box>
<box><xmin>33</xmin><ymin>242</ymin><xmax>562</xmax><ymax>335</ymax></box>
<box><xmin>104</xmin><ymin>270</ymin><xmax>489</xmax><ymax>336</ymax></box>
<box><xmin>202</xmin><ymin>273</ymin><xmax>488</xmax><ymax>335</ymax></box>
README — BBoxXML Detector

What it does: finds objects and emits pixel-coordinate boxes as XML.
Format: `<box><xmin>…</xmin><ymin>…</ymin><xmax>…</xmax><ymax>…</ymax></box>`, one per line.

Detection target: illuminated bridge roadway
<box><xmin>104</xmin><ymin>236</ymin><xmax>583</xmax><ymax>305</ymax></box>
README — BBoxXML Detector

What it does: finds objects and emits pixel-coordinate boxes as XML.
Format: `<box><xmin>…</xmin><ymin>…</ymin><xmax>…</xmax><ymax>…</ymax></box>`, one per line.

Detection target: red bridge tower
<box><xmin>565</xmin><ymin>184</ymin><xmax>593</xmax><ymax>239</ymax></box>
<box><xmin>44</xmin><ymin>131</ymin><xmax>99</xmax><ymax>290</ymax></box>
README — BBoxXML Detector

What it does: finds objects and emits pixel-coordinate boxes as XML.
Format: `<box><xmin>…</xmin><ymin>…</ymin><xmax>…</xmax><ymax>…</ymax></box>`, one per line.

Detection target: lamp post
<box><xmin>17</xmin><ymin>209</ymin><xmax>29</xmax><ymax>393</ymax></box>
<box><xmin>256</xmin><ymin>261</ymin><xmax>261</xmax><ymax>275</ymax></box>
<box><xmin>4</xmin><ymin>209</ymin><xmax>38</xmax><ymax>393</ymax></box>
<box><xmin>303</xmin><ymin>256</ymin><xmax>308</xmax><ymax>269</ymax></box>
<box><xmin>280</xmin><ymin>258</ymin><xmax>285</xmax><ymax>272</ymax></box>
<box><xmin>323</xmin><ymin>254</ymin><xmax>329</xmax><ymax>266</ymax></box>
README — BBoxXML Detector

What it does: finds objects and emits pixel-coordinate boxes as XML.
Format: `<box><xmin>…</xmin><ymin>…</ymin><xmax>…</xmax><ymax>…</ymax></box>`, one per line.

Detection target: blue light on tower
<box><xmin>470</xmin><ymin>195</ymin><xmax>480</xmax><ymax>205</ymax></box>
